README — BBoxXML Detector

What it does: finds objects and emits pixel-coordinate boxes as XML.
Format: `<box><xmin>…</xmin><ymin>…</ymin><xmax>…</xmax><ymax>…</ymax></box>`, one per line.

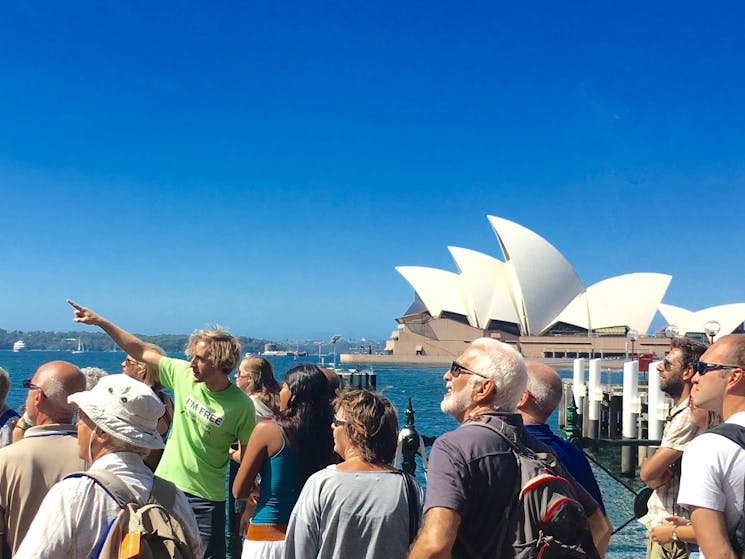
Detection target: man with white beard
<box><xmin>408</xmin><ymin>338</ymin><xmax>611</xmax><ymax>559</ymax></box>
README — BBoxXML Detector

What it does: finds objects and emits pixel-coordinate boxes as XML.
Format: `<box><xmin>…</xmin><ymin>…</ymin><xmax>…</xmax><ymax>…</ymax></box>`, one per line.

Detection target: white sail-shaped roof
<box><xmin>586</xmin><ymin>273</ymin><xmax>671</xmax><ymax>333</ymax></box>
<box><xmin>658</xmin><ymin>304</ymin><xmax>699</xmax><ymax>335</ymax></box>
<box><xmin>694</xmin><ymin>304</ymin><xmax>745</xmax><ymax>340</ymax></box>
<box><xmin>448</xmin><ymin>246</ymin><xmax>520</xmax><ymax>328</ymax></box>
<box><xmin>488</xmin><ymin>215</ymin><xmax>585</xmax><ymax>335</ymax></box>
<box><xmin>395</xmin><ymin>266</ymin><xmax>473</xmax><ymax>325</ymax></box>
<box><xmin>659</xmin><ymin>303</ymin><xmax>745</xmax><ymax>341</ymax></box>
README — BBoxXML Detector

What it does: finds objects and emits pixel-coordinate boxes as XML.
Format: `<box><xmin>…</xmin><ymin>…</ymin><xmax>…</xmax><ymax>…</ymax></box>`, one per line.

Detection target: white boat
<box><xmin>72</xmin><ymin>339</ymin><xmax>85</xmax><ymax>354</ymax></box>
<box><xmin>12</xmin><ymin>340</ymin><xmax>27</xmax><ymax>352</ymax></box>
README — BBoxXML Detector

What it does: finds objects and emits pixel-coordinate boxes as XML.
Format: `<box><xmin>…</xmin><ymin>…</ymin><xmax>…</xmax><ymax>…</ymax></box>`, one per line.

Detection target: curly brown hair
<box><xmin>333</xmin><ymin>389</ymin><xmax>399</xmax><ymax>464</ymax></box>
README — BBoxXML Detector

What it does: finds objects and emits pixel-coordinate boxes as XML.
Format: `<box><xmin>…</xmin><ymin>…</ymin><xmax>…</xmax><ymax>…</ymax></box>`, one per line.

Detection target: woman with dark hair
<box><xmin>285</xmin><ymin>389</ymin><xmax>423</xmax><ymax>559</ymax></box>
<box><xmin>232</xmin><ymin>363</ymin><xmax>334</xmax><ymax>559</ymax></box>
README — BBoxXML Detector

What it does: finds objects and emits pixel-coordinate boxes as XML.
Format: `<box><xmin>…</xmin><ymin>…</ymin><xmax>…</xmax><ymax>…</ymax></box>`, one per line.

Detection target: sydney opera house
<box><xmin>385</xmin><ymin>215</ymin><xmax>745</xmax><ymax>359</ymax></box>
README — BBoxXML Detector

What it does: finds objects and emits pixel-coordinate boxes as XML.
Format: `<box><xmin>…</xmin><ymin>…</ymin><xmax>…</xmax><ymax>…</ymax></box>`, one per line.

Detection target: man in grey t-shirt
<box><xmin>408</xmin><ymin>338</ymin><xmax>611</xmax><ymax>559</ymax></box>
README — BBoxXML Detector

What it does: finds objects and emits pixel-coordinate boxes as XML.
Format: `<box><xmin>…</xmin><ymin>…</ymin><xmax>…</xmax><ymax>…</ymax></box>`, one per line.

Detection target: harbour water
<box><xmin>1</xmin><ymin>350</ymin><xmax>647</xmax><ymax>557</ymax></box>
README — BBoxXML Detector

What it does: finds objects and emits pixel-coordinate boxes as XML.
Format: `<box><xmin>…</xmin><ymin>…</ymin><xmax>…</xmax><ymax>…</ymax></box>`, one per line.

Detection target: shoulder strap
<box><xmin>400</xmin><ymin>471</ymin><xmax>419</xmax><ymax>544</ymax></box>
<box><xmin>456</xmin><ymin>418</ymin><xmax>523</xmax><ymax>558</ymax></box>
<box><xmin>708</xmin><ymin>423</ymin><xmax>745</xmax><ymax>451</ymax></box>
<box><xmin>65</xmin><ymin>470</ymin><xmax>138</xmax><ymax>508</ymax></box>
<box><xmin>151</xmin><ymin>476</ymin><xmax>177</xmax><ymax>510</ymax></box>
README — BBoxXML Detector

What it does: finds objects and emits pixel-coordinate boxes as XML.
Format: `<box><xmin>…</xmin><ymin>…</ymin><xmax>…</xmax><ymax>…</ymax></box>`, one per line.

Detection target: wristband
<box><xmin>671</xmin><ymin>525</ymin><xmax>678</xmax><ymax>542</ymax></box>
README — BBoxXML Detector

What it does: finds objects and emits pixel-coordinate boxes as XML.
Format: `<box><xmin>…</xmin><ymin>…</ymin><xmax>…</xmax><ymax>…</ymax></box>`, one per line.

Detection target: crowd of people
<box><xmin>0</xmin><ymin>299</ymin><xmax>743</xmax><ymax>559</ymax></box>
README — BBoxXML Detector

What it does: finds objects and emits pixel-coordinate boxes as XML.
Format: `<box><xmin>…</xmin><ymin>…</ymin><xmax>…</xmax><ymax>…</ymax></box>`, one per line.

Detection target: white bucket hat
<box><xmin>68</xmin><ymin>374</ymin><xmax>165</xmax><ymax>450</ymax></box>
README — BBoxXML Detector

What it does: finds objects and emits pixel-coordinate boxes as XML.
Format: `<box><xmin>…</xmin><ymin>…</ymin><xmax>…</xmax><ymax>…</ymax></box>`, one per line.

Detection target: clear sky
<box><xmin>1</xmin><ymin>2</ymin><xmax>744</xmax><ymax>340</ymax></box>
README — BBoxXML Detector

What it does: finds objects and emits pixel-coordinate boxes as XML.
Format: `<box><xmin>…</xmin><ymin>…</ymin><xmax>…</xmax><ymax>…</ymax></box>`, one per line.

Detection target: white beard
<box><xmin>440</xmin><ymin>386</ymin><xmax>472</xmax><ymax>419</ymax></box>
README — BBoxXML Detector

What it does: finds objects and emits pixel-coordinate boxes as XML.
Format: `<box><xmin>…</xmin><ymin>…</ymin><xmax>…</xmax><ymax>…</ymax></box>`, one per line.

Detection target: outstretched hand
<box><xmin>67</xmin><ymin>299</ymin><xmax>103</xmax><ymax>326</ymax></box>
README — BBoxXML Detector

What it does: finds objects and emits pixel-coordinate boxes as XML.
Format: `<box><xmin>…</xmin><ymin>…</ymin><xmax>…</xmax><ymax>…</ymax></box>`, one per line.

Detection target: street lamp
<box><xmin>626</xmin><ymin>329</ymin><xmax>639</xmax><ymax>360</ymax></box>
<box><xmin>664</xmin><ymin>324</ymin><xmax>679</xmax><ymax>349</ymax></box>
<box><xmin>704</xmin><ymin>321</ymin><xmax>721</xmax><ymax>345</ymax></box>
<box><xmin>330</xmin><ymin>335</ymin><xmax>341</xmax><ymax>369</ymax></box>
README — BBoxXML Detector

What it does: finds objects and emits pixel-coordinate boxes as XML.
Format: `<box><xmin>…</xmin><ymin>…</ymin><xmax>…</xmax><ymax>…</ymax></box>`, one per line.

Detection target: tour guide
<box><xmin>67</xmin><ymin>299</ymin><xmax>255</xmax><ymax>559</ymax></box>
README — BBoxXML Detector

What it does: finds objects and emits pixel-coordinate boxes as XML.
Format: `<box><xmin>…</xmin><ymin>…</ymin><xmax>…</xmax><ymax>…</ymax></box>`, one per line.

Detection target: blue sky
<box><xmin>1</xmin><ymin>2</ymin><xmax>744</xmax><ymax>340</ymax></box>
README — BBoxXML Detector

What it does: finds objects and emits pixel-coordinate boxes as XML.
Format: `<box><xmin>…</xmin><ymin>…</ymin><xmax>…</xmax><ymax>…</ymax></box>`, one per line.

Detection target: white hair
<box><xmin>465</xmin><ymin>338</ymin><xmax>527</xmax><ymax>412</ymax></box>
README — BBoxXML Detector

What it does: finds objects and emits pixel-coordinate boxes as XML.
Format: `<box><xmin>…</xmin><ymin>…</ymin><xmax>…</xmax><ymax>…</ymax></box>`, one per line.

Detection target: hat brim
<box><xmin>69</xmin><ymin>391</ymin><xmax>165</xmax><ymax>450</ymax></box>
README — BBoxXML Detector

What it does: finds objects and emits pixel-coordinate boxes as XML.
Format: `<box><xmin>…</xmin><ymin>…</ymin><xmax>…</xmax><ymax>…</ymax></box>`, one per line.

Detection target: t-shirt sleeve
<box><xmin>236</xmin><ymin>401</ymin><xmax>256</xmax><ymax>446</ymax></box>
<box><xmin>158</xmin><ymin>357</ymin><xmax>182</xmax><ymax>391</ymax></box>
<box><xmin>678</xmin><ymin>434</ymin><xmax>726</xmax><ymax>512</ymax></box>
<box><xmin>423</xmin><ymin>435</ymin><xmax>468</xmax><ymax>516</ymax></box>
<box><xmin>664</xmin><ymin>410</ymin><xmax>700</xmax><ymax>451</ymax></box>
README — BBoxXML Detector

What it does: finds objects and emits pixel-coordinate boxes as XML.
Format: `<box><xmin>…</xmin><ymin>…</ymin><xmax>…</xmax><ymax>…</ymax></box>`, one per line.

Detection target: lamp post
<box><xmin>626</xmin><ymin>329</ymin><xmax>639</xmax><ymax>360</ymax></box>
<box><xmin>664</xmin><ymin>324</ymin><xmax>679</xmax><ymax>349</ymax></box>
<box><xmin>330</xmin><ymin>335</ymin><xmax>341</xmax><ymax>368</ymax></box>
<box><xmin>704</xmin><ymin>321</ymin><xmax>721</xmax><ymax>345</ymax></box>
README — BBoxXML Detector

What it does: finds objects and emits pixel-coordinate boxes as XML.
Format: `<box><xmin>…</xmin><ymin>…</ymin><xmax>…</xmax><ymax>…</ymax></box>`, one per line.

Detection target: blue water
<box><xmin>1</xmin><ymin>351</ymin><xmax>646</xmax><ymax>557</ymax></box>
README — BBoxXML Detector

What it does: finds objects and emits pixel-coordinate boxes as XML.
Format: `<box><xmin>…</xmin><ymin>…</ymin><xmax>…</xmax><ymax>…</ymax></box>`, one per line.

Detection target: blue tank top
<box><xmin>251</xmin><ymin>422</ymin><xmax>300</xmax><ymax>525</ymax></box>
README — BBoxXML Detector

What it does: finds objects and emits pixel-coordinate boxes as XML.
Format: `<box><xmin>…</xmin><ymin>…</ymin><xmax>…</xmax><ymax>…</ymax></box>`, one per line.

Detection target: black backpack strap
<box><xmin>708</xmin><ymin>423</ymin><xmax>745</xmax><ymax>450</ymax></box>
<box><xmin>151</xmin><ymin>475</ymin><xmax>177</xmax><ymax>510</ymax></box>
<box><xmin>400</xmin><ymin>471</ymin><xmax>420</xmax><ymax>544</ymax></box>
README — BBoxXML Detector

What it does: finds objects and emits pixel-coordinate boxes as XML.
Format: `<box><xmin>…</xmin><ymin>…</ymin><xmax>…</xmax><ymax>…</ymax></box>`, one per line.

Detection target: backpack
<box><xmin>462</xmin><ymin>418</ymin><xmax>600</xmax><ymax>559</ymax></box>
<box><xmin>706</xmin><ymin>423</ymin><xmax>745</xmax><ymax>557</ymax></box>
<box><xmin>65</xmin><ymin>469</ymin><xmax>196</xmax><ymax>559</ymax></box>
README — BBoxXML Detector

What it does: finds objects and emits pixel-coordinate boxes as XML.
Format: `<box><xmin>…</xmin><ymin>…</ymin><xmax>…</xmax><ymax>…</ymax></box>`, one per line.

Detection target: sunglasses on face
<box><xmin>695</xmin><ymin>361</ymin><xmax>742</xmax><ymax>376</ymax></box>
<box><xmin>448</xmin><ymin>361</ymin><xmax>488</xmax><ymax>379</ymax></box>
<box><xmin>332</xmin><ymin>415</ymin><xmax>348</xmax><ymax>428</ymax></box>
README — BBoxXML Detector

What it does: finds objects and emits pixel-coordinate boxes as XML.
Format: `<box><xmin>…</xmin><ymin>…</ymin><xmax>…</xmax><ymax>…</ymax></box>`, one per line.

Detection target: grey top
<box><xmin>285</xmin><ymin>465</ymin><xmax>423</xmax><ymax>559</ymax></box>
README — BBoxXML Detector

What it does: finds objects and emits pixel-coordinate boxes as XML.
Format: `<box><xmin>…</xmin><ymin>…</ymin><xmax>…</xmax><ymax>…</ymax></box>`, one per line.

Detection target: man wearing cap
<box><xmin>677</xmin><ymin>334</ymin><xmax>745</xmax><ymax>558</ymax></box>
<box><xmin>67</xmin><ymin>299</ymin><xmax>255</xmax><ymax>559</ymax></box>
<box><xmin>0</xmin><ymin>360</ymin><xmax>86</xmax><ymax>556</ymax></box>
<box><xmin>14</xmin><ymin>374</ymin><xmax>203</xmax><ymax>558</ymax></box>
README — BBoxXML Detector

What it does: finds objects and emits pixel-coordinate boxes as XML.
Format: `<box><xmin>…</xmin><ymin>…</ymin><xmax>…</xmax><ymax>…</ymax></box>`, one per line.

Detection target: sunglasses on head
<box><xmin>695</xmin><ymin>361</ymin><xmax>742</xmax><ymax>376</ymax></box>
<box><xmin>22</xmin><ymin>379</ymin><xmax>43</xmax><ymax>393</ymax></box>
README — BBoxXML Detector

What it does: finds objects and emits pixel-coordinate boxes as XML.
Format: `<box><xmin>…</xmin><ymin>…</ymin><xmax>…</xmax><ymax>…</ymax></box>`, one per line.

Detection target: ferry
<box><xmin>260</xmin><ymin>343</ymin><xmax>307</xmax><ymax>357</ymax></box>
<box><xmin>12</xmin><ymin>340</ymin><xmax>27</xmax><ymax>352</ymax></box>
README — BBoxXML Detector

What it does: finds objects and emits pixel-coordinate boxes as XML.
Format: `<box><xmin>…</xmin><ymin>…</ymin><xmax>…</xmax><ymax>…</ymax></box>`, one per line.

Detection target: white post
<box><xmin>573</xmin><ymin>358</ymin><xmax>586</xmax><ymax>435</ymax></box>
<box><xmin>588</xmin><ymin>358</ymin><xmax>602</xmax><ymax>438</ymax></box>
<box><xmin>647</xmin><ymin>360</ymin><xmax>666</xmax><ymax>441</ymax></box>
<box><xmin>622</xmin><ymin>360</ymin><xmax>640</xmax><ymax>476</ymax></box>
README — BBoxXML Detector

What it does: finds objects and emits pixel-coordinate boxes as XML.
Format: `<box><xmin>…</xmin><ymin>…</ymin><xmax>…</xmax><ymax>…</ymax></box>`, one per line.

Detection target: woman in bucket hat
<box><xmin>14</xmin><ymin>374</ymin><xmax>204</xmax><ymax>559</ymax></box>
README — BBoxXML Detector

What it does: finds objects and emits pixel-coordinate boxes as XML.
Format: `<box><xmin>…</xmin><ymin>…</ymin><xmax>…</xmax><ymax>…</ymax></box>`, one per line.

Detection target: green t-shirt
<box><xmin>155</xmin><ymin>357</ymin><xmax>255</xmax><ymax>501</ymax></box>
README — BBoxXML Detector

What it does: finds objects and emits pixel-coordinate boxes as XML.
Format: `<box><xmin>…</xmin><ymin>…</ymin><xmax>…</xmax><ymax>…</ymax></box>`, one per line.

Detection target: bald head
<box><xmin>521</xmin><ymin>362</ymin><xmax>564</xmax><ymax>424</ymax></box>
<box><xmin>33</xmin><ymin>361</ymin><xmax>86</xmax><ymax>423</ymax></box>
<box><xmin>709</xmin><ymin>334</ymin><xmax>745</xmax><ymax>366</ymax></box>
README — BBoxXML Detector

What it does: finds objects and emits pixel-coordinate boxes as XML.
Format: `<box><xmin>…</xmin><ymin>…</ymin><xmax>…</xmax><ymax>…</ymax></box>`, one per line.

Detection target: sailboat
<box><xmin>72</xmin><ymin>338</ymin><xmax>85</xmax><ymax>354</ymax></box>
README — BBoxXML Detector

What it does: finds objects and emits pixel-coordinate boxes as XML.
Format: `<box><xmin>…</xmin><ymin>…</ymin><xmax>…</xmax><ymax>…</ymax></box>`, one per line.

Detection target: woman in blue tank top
<box><xmin>233</xmin><ymin>363</ymin><xmax>335</xmax><ymax>559</ymax></box>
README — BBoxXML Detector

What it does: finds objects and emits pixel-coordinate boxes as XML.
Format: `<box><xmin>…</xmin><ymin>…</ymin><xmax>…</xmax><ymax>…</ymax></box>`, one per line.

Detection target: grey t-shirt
<box><xmin>285</xmin><ymin>465</ymin><xmax>423</xmax><ymax>559</ymax></box>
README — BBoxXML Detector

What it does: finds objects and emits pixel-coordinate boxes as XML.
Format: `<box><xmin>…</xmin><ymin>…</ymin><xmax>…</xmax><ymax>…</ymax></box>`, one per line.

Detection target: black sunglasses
<box><xmin>21</xmin><ymin>379</ymin><xmax>44</xmax><ymax>393</ymax></box>
<box><xmin>449</xmin><ymin>361</ymin><xmax>488</xmax><ymax>379</ymax></box>
<box><xmin>332</xmin><ymin>415</ymin><xmax>348</xmax><ymax>428</ymax></box>
<box><xmin>695</xmin><ymin>361</ymin><xmax>742</xmax><ymax>376</ymax></box>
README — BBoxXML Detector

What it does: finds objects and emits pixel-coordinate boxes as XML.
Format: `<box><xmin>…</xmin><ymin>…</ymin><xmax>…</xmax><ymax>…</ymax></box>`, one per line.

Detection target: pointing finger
<box><xmin>67</xmin><ymin>299</ymin><xmax>83</xmax><ymax>310</ymax></box>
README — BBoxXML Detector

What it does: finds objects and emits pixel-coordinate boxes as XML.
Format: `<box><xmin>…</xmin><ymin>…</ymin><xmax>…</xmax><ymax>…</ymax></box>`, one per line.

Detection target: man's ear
<box><xmin>682</xmin><ymin>365</ymin><xmax>696</xmax><ymax>382</ymax></box>
<box><xmin>474</xmin><ymin>379</ymin><xmax>495</xmax><ymax>403</ymax></box>
<box><xmin>516</xmin><ymin>390</ymin><xmax>531</xmax><ymax>410</ymax></box>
